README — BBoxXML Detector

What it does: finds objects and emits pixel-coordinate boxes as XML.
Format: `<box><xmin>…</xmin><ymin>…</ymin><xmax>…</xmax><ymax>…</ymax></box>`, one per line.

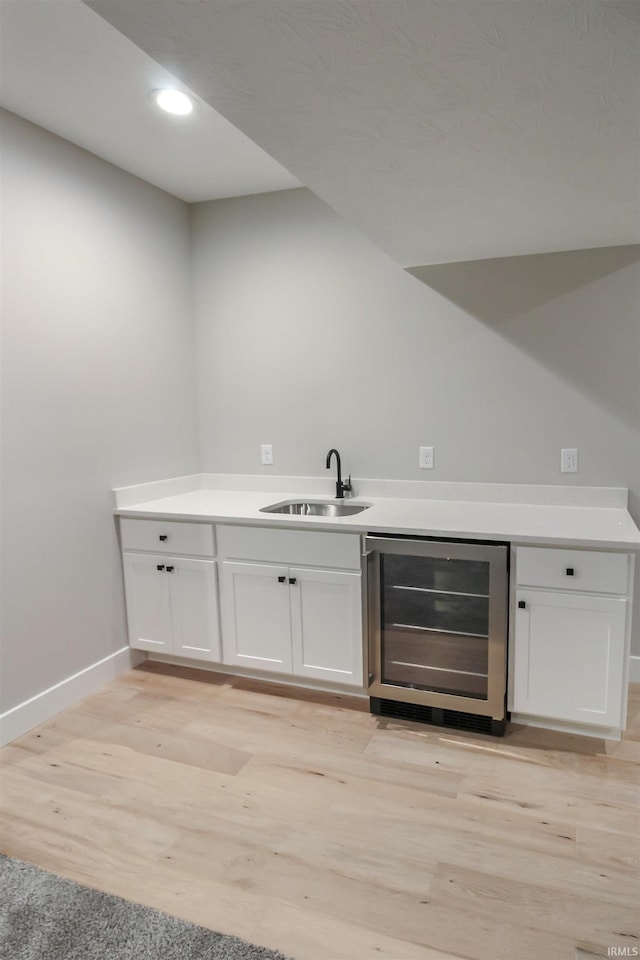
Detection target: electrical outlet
<box><xmin>419</xmin><ymin>446</ymin><xmax>434</xmax><ymax>469</ymax></box>
<box><xmin>260</xmin><ymin>444</ymin><xmax>273</xmax><ymax>465</ymax></box>
<box><xmin>561</xmin><ymin>448</ymin><xmax>578</xmax><ymax>473</ymax></box>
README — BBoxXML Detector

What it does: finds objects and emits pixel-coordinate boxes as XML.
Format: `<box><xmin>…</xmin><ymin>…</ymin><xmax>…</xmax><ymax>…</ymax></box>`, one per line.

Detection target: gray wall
<box><xmin>192</xmin><ymin>188</ymin><xmax>639</xmax><ymax>488</ymax></box>
<box><xmin>0</xmin><ymin>112</ymin><xmax>200</xmax><ymax>712</ymax></box>
<box><xmin>191</xmin><ymin>188</ymin><xmax>640</xmax><ymax>650</ymax></box>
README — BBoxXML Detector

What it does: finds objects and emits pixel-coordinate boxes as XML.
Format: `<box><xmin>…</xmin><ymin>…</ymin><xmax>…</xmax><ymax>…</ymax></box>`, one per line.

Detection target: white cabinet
<box><xmin>169</xmin><ymin>558</ymin><xmax>220</xmax><ymax>660</ymax></box>
<box><xmin>221</xmin><ymin>561</ymin><xmax>293</xmax><ymax>673</ymax></box>
<box><xmin>511</xmin><ymin>546</ymin><xmax>633</xmax><ymax>736</ymax></box>
<box><xmin>120</xmin><ymin>519</ymin><xmax>220</xmax><ymax>663</ymax></box>
<box><xmin>290</xmin><ymin>566</ymin><xmax>363</xmax><ymax>684</ymax></box>
<box><xmin>513</xmin><ymin>589</ymin><xmax>626</xmax><ymax>727</ymax></box>
<box><xmin>123</xmin><ymin>552</ymin><xmax>173</xmax><ymax>654</ymax></box>
<box><xmin>218</xmin><ymin>526</ymin><xmax>363</xmax><ymax>688</ymax></box>
<box><xmin>123</xmin><ymin>554</ymin><xmax>220</xmax><ymax>660</ymax></box>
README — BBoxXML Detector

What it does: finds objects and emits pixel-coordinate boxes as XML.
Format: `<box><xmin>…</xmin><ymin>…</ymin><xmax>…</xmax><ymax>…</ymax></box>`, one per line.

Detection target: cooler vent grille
<box><xmin>370</xmin><ymin>698</ymin><xmax>504</xmax><ymax>736</ymax></box>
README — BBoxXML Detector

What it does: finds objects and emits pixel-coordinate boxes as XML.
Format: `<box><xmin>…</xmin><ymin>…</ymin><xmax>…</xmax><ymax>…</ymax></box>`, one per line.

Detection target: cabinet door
<box><xmin>122</xmin><ymin>552</ymin><xmax>172</xmax><ymax>653</ymax></box>
<box><xmin>169</xmin><ymin>558</ymin><xmax>220</xmax><ymax>662</ymax></box>
<box><xmin>220</xmin><ymin>561</ymin><xmax>292</xmax><ymax>673</ymax></box>
<box><xmin>513</xmin><ymin>590</ymin><xmax>627</xmax><ymax>727</ymax></box>
<box><xmin>290</xmin><ymin>567</ymin><xmax>363</xmax><ymax>686</ymax></box>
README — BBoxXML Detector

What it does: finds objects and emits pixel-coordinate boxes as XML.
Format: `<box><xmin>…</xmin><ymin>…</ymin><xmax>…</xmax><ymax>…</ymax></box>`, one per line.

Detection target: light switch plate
<box><xmin>261</xmin><ymin>444</ymin><xmax>273</xmax><ymax>465</ymax></box>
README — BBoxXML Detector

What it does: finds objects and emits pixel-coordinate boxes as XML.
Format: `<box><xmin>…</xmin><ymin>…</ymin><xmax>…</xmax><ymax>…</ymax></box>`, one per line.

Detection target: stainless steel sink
<box><xmin>260</xmin><ymin>499</ymin><xmax>371</xmax><ymax>518</ymax></box>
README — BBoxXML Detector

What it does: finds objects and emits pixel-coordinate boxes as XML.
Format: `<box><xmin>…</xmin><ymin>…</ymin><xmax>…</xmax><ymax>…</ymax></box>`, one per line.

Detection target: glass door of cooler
<box><xmin>381</xmin><ymin>552</ymin><xmax>490</xmax><ymax>698</ymax></box>
<box><xmin>367</xmin><ymin>538</ymin><xmax>508</xmax><ymax>716</ymax></box>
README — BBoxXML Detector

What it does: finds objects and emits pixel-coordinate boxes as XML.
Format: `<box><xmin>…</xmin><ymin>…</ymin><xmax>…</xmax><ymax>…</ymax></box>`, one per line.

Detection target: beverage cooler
<box><xmin>365</xmin><ymin>535</ymin><xmax>509</xmax><ymax>735</ymax></box>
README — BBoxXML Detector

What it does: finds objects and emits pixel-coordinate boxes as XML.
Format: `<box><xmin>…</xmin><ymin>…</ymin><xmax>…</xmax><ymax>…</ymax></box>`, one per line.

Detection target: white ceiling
<box><xmin>3</xmin><ymin>1</ymin><xmax>639</xmax><ymax>266</ymax></box>
<box><xmin>0</xmin><ymin>0</ymin><xmax>300</xmax><ymax>202</ymax></box>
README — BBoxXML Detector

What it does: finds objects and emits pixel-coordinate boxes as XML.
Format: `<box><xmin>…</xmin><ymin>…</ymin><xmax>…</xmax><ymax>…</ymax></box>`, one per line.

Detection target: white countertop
<box><xmin>113</xmin><ymin>480</ymin><xmax>640</xmax><ymax>550</ymax></box>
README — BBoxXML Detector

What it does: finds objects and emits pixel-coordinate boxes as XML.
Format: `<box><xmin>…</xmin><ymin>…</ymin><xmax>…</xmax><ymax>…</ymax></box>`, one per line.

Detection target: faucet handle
<box><xmin>343</xmin><ymin>474</ymin><xmax>352</xmax><ymax>494</ymax></box>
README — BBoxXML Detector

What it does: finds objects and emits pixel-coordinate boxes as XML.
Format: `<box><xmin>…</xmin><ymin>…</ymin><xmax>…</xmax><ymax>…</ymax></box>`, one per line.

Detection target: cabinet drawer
<box><xmin>120</xmin><ymin>518</ymin><xmax>215</xmax><ymax>557</ymax></box>
<box><xmin>516</xmin><ymin>546</ymin><xmax>628</xmax><ymax>595</ymax></box>
<box><xmin>217</xmin><ymin>524</ymin><xmax>361</xmax><ymax>570</ymax></box>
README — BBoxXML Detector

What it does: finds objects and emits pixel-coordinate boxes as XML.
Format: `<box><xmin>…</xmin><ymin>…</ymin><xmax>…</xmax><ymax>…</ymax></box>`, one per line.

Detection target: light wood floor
<box><xmin>1</xmin><ymin>663</ymin><xmax>639</xmax><ymax>960</ymax></box>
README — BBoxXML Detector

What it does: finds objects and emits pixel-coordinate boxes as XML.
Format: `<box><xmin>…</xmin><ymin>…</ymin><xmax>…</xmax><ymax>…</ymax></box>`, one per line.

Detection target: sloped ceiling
<box><xmin>0</xmin><ymin>0</ymin><xmax>300</xmax><ymax>201</ymax></box>
<box><xmin>85</xmin><ymin>0</ymin><xmax>639</xmax><ymax>266</ymax></box>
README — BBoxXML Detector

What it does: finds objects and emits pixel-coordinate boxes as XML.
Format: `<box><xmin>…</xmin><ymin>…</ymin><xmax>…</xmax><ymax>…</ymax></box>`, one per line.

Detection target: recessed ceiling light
<box><xmin>153</xmin><ymin>89</ymin><xmax>195</xmax><ymax>116</ymax></box>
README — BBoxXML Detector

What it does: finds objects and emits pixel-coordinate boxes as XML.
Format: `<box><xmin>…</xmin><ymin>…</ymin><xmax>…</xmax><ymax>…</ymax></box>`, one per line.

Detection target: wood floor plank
<box><xmin>428</xmin><ymin>861</ymin><xmax>639</xmax><ymax>947</ymax></box>
<box><xmin>285</xmin><ymin>800</ymin><xmax>635</xmax><ymax>908</ymax></box>
<box><xmin>87</xmin><ymin>718</ymin><xmax>253</xmax><ymax>776</ymax></box>
<box><xmin>236</xmin><ymin>744</ymin><xmax>464</xmax><ymax>805</ymax></box>
<box><xmin>1</xmin><ymin>665</ymin><xmax>638</xmax><ymax>960</ymax></box>
<box><xmin>575</xmin><ymin>823</ymin><xmax>640</xmax><ymax>876</ymax></box>
<box><xmin>166</xmin><ymin>820</ymin><xmax>574</xmax><ymax>960</ymax></box>
<box><xmin>574</xmin><ymin>949</ymin><xmax>610</xmax><ymax>960</ymax></box>
<box><xmin>366</xmin><ymin>726</ymin><xmax>640</xmax><ymax>793</ymax></box>
<box><xmin>1</xmin><ymin>747</ymin><xmax>126</xmax><ymax>800</ymax></box>
<box><xmin>251</xmin><ymin>900</ymin><xmax>468</xmax><ymax>960</ymax></box>
<box><xmin>456</xmin><ymin>772</ymin><xmax>639</xmax><ymax>836</ymax></box>
<box><xmin>1</xmin><ymin>814</ymin><xmax>267</xmax><ymax>943</ymax></box>
<box><xmin>33</xmin><ymin>736</ymin><xmax>244</xmax><ymax>797</ymax></box>
<box><xmin>1</xmin><ymin>768</ymin><xmax>181</xmax><ymax>860</ymax></box>
<box><xmin>327</xmin><ymin>790</ymin><xmax>580</xmax><ymax>859</ymax></box>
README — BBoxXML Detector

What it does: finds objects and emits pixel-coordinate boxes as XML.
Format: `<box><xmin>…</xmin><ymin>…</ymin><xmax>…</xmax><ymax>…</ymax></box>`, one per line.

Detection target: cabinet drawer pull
<box><xmin>278</xmin><ymin>576</ymin><xmax>286</xmax><ymax>583</ymax></box>
<box><xmin>156</xmin><ymin>564</ymin><xmax>165</xmax><ymax>571</ymax></box>
<box><xmin>159</xmin><ymin>535</ymin><xmax>168</xmax><ymax>542</ymax></box>
<box><xmin>565</xmin><ymin>567</ymin><xmax>575</xmax><ymax>576</ymax></box>
<box><xmin>166</xmin><ymin>565</ymin><xmax>174</xmax><ymax>573</ymax></box>
<box><xmin>289</xmin><ymin>577</ymin><xmax>297</xmax><ymax>585</ymax></box>
<box><xmin>518</xmin><ymin>600</ymin><xmax>526</xmax><ymax>609</ymax></box>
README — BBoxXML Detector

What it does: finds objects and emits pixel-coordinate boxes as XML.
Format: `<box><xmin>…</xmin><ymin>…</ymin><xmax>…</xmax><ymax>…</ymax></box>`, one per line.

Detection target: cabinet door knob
<box><xmin>166</xmin><ymin>565</ymin><xmax>174</xmax><ymax>573</ymax></box>
<box><xmin>289</xmin><ymin>577</ymin><xmax>297</xmax><ymax>585</ymax></box>
<box><xmin>278</xmin><ymin>576</ymin><xmax>286</xmax><ymax>583</ymax></box>
<box><xmin>156</xmin><ymin>564</ymin><xmax>165</xmax><ymax>571</ymax></box>
<box><xmin>159</xmin><ymin>535</ymin><xmax>168</xmax><ymax>541</ymax></box>
<box><xmin>565</xmin><ymin>567</ymin><xmax>575</xmax><ymax>576</ymax></box>
<box><xmin>518</xmin><ymin>600</ymin><xmax>526</xmax><ymax>609</ymax></box>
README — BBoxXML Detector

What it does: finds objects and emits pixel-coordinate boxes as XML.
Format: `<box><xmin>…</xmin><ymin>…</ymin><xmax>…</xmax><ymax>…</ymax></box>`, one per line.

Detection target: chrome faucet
<box><xmin>326</xmin><ymin>448</ymin><xmax>352</xmax><ymax>499</ymax></box>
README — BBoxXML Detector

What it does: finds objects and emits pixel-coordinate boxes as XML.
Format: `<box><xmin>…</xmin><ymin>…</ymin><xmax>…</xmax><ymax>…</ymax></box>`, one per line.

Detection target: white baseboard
<box><xmin>0</xmin><ymin>646</ymin><xmax>146</xmax><ymax>747</ymax></box>
<box><xmin>629</xmin><ymin>655</ymin><xmax>640</xmax><ymax>684</ymax></box>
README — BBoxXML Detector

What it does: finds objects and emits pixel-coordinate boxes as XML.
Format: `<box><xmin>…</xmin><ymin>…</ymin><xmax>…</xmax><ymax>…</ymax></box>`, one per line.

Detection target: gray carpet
<box><xmin>0</xmin><ymin>854</ymin><xmax>292</xmax><ymax>960</ymax></box>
